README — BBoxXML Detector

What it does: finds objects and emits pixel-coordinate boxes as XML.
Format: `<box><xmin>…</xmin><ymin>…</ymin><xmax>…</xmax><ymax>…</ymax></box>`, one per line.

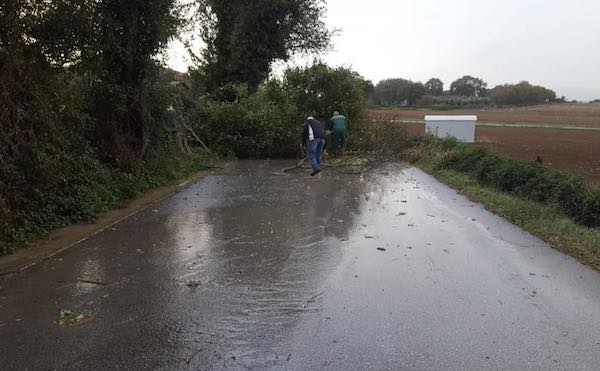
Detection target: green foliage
<box><xmin>0</xmin><ymin>142</ymin><xmax>211</xmax><ymax>254</ymax></box>
<box><xmin>415</xmin><ymin>95</ymin><xmax>490</xmax><ymax>109</ymax></box>
<box><xmin>413</xmin><ymin>136</ymin><xmax>600</xmax><ymax>228</ymax></box>
<box><xmin>424</xmin><ymin>78</ymin><xmax>444</xmax><ymax>96</ymax></box>
<box><xmin>581</xmin><ymin>190</ymin><xmax>600</xmax><ymax>227</ymax></box>
<box><xmin>490</xmin><ymin>81</ymin><xmax>557</xmax><ymax>106</ymax></box>
<box><xmin>196</xmin><ymin>0</ymin><xmax>332</xmax><ymax>92</ymax></box>
<box><xmin>2</xmin><ymin>0</ymin><xmax>367</xmax><ymax>254</ymax></box>
<box><xmin>187</xmin><ymin>62</ymin><xmax>370</xmax><ymax>158</ymax></box>
<box><xmin>82</xmin><ymin>0</ymin><xmax>182</xmax><ymax>166</ymax></box>
<box><xmin>0</xmin><ymin>1</ymin><xmax>205</xmax><ymax>254</ymax></box>
<box><xmin>371</xmin><ymin>78</ymin><xmax>426</xmax><ymax>106</ymax></box>
<box><xmin>190</xmin><ymin>81</ymin><xmax>301</xmax><ymax>158</ymax></box>
<box><xmin>283</xmin><ymin>62</ymin><xmax>370</xmax><ymax>120</ymax></box>
<box><xmin>449</xmin><ymin>75</ymin><xmax>488</xmax><ymax>97</ymax></box>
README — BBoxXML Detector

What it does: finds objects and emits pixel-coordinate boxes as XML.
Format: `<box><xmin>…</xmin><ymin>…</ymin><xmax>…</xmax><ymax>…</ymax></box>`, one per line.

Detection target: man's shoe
<box><xmin>310</xmin><ymin>169</ymin><xmax>321</xmax><ymax>176</ymax></box>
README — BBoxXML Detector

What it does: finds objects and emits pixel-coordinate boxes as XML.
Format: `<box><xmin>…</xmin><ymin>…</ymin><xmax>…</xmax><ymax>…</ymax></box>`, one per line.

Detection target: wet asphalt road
<box><xmin>1</xmin><ymin>161</ymin><xmax>600</xmax><ymax>370</ymax></box>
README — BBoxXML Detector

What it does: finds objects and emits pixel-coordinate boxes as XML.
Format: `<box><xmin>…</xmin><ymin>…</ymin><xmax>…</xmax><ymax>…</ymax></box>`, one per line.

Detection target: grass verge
<box><xmin>427</xmin><ymin>168</ymin><xmax>600</xmax><ymax>270</ymax></box>
<box><xmin>1</xmin><ymin>149</ymin><xmax>222</xmax><ymax>255</ymax></box>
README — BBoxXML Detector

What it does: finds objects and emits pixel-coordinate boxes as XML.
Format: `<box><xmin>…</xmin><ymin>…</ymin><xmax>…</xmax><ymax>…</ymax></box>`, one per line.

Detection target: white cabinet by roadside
<box><xmin>424</xmin><ymin>115</ymin><xmax>477</xmax><ymax>143</ymax></box>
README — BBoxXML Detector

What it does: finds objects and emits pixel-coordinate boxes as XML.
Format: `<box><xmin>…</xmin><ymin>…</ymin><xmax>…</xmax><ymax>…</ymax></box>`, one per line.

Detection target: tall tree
<box><xmin>425</xmin><ymin>78</ymin><xmax>444</xmax><ymax>96</ymax></box>
<box><xmin>284</xmin><ymin>62</ymin><xmax>370</xmax><ymax>119</ymax></box>
<box><xmin>0</xmin><ymin>0</ymin><xmax>91</xmax><ymax>231</ymax></box>
<box><xmin>0</xmin><ymin>0</ymin><xmax>83</xmax><ymax>169</ymax></box>
<box><xmin>83</xmin><ymin>0</ymin><xmax>182</xmax><ymax>165</ymax></box>
<box><xmin>449</xmin><ymin>75</ymin><xmax>488</xmax><ymax>97</ymax></box>
<box><xmin>195</xmin><ymin>0</ymin><xmax>332</xmax><ymax>93</ymax></box>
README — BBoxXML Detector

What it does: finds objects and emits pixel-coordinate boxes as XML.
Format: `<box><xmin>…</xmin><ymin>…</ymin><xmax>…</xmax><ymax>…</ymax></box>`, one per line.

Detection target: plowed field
<box><xmin>367</xmin><ymin>104</ymin><xmax>600</xmax><ymax>185</ymax></box>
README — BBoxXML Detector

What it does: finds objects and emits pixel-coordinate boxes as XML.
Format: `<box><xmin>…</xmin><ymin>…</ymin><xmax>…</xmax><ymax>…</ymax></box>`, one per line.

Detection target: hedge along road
<box><xmin>1</xmin><ymin>161</ymin><xmax>599</xmax><ymax>370</ymax></box>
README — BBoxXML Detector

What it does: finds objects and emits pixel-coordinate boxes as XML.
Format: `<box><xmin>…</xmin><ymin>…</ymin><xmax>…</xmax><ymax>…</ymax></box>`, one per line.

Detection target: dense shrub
<box><xmin>190</xmin><ymin>62</ymin><xmax>370</xmax><ymax>158</ymax></box>
<box><xmin>190</xmin><ymin>82</ymin><xmax>301</xmax><ymax>158</ymax></box>
<box><xmin>0</xmin><ymin>67</ymin><xmax>210</xmax><ymax>254</ymax></box>
<box><xmin>0</xmin><ymin>136</ymin><xmax>209</xmax><ymax>255</ymax></box>
<box><xmin>350</xmin><ymin>121</ymin><xmax>417</xmax><ymax>155</ymax></box>
<box><xmin>416</xmin><ymin>136</ymin><xmax>600</xmax><ymax>228</ymax></box>
<box><xmin>284</xmin><ymin>62</ymin><xmax>370</xmax><ymax>119</ymax></box>
<box><xmin>580</xmin><ymin>190</ymin><xmax>600</xmax><ymax>227</ymax></box>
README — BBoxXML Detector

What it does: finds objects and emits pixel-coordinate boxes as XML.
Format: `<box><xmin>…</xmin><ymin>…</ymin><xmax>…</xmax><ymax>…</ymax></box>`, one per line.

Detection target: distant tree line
<box><xmin>370</xmin><ymin>78</ymin><xmax>426</xmax><ymax>106</ymax></box>
<box><xmin>490</xmin><ymin>82</ymin><xmax>556</xmax><ymax>106</ymax></box>
<box><xmin>371</xmin><ymin>75</ymin><xmax>560</xmax><ymax>107</ymax></box>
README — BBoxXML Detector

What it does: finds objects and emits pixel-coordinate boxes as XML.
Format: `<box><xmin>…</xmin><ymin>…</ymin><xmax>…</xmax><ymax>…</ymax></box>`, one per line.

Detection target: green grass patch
<box><xmin>430</xmin><ymin>169</ymin><xmax>600</xmax><ymax>270</ymax></box>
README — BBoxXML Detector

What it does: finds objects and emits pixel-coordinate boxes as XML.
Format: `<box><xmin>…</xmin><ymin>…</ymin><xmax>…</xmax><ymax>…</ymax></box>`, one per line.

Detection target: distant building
<box><xmin>167</xmin><ymin>70</ymin><xmax>190</xmax><ymax>89</ymax></box>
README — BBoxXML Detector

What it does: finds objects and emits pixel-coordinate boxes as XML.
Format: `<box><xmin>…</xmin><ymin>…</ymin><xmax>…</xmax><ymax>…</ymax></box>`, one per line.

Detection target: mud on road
<box><xmin>1</xmin><ymin>161</ymin><xmax>599</xmax><ymax>370</ymax></box>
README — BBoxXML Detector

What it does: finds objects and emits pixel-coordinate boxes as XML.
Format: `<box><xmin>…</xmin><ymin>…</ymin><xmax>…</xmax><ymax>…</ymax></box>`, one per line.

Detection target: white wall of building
<box><xmin>424</xmin><ymin>116</ymin><xmax>477</xmax><ymax>143</ymax></box>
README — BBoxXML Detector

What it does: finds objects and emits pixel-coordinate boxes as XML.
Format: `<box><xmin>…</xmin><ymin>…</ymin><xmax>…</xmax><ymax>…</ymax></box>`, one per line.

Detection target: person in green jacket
<box><xmin>329</xmin><ymin>111</ymin><xmax>349</xmax><ymax>155</ymax></box>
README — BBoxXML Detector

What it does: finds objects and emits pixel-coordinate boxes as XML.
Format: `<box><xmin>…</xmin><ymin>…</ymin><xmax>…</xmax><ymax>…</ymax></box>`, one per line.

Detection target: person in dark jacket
<box><xmin>302</xmin><ymin>117</ymin><xmax>327</xmax><ymax>176</ymax></box>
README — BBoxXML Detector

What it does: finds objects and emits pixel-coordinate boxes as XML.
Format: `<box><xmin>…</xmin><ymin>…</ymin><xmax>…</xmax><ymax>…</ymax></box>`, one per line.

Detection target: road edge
<box><xmin>0</xmin><ymin>168</ymin><xmax>221</xmax><ymax>277</ymax></box>
<box><xmin>419</xmin><ymin>166</ymin><xmax>600</xmax><ymax>272</ymax></box>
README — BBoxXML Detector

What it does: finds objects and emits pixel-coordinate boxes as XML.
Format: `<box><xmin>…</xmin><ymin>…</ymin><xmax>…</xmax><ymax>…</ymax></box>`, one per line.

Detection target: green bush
<box><xmin>0</xmin><ymin>144</ymin><xmax>209</xmax><ymax>255</ymax></box>
<box><xmin>190</xmin><ymin>62</ymin><xmax>370</xmax><ymax>159</ymax></box>
<box><xmin>190</xmin><ymin>82</ymin><xmax>301</xmax><ymax>158</ymax></box>
<box><xmin>284</xmin><ymin>62</ymin><xmax>370</xmax><ymax>120</ymax></box>
<box><xmin>415</xmin><ymin>136</ymin><xmax>600</xmax><ymax>228</ymax></box>
<box><xmin>580</xmin><ymin>190</ymin><xmax>600</xmax><ymax>227</ymax></box>
<box><xmin>0</xmin><ymin>74</ymin><xmax>211</xmax><ymax>255</ymax></box>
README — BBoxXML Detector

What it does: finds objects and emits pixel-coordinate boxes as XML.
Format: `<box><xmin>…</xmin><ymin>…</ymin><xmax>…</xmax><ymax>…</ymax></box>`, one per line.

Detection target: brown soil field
<box><xmin>477</xmin><ymin>127</ymin><xmax>600</xmax><ymax>186</ymax></box>
<box><xmin>390</xmin><ymin>122</ymin><xmax>600</xmax><ymax>186</ymax></box>
<box><xmin>368</xmin><ymin>103</ymin><xmax>600</xmax><ymax>128</ymax></box>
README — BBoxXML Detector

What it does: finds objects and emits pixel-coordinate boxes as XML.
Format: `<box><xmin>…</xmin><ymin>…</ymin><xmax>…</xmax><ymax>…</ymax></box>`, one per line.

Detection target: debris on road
<box><xmin>306</xmin><ymin>291</ymin><xmax>325</xmax><ymax>303</ymax></box>
<box><xmin>77</xmin><ymin>279</ymin><xmax>106</xmax><ymax>286</ymax></box>
<box><xmin>186</xmin><ymin>280</ymin><xmax>202</xmax><ymax>288</ymax></box>
<box><xmin>302</xmin><ymin>291</ymin><xmax>325</xmax><ymax>308</ymax></box>
<box><xmin>377</xmin><ymin>247</ymin><xmax>386</xmax><ymax>252</ymax></box>
<box><xmin>56</xmin><ymin>309</ymin><xmax>92</xmax><ymax>327</ymax></box>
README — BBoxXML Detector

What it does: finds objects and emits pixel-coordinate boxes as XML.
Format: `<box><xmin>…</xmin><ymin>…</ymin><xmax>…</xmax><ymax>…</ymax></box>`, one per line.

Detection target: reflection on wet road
<box><xmin>1</xmin><ymin>161</ymin><xmax>599</xmax><ymax>370</ymax></box>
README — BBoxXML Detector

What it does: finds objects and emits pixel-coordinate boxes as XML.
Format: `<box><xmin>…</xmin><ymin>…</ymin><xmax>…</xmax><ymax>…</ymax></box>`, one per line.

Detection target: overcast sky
<box><xmin>166</xmin><ymin>0</ymin><xmax>600</xmax><ymax>101</ymax></box>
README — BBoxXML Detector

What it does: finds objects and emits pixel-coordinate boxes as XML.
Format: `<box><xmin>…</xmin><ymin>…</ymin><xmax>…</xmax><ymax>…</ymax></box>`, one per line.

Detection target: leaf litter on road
<box><xmin>56</xmin><ymin>309</ymin><xmax>92</xmax><ymax>327</ymax></box>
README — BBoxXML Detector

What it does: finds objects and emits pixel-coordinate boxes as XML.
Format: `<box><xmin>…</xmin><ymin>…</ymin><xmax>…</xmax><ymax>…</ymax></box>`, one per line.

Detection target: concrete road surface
<box><xmin>1</xmin><ymin>161</ymin><xmax>599</xmax><ymax>370</ymax></box>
